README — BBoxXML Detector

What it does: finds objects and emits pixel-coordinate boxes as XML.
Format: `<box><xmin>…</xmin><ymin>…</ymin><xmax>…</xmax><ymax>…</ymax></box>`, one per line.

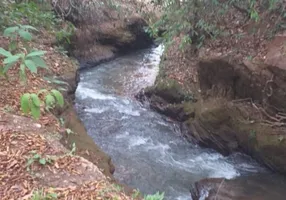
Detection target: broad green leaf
<box><xmin>26</xmin><ymin>51</ymin><xmax>46</xmax><ymax>58</ymax></box>
<box><xmin>31</xmin><ymin>56</ymin><xmax>47</xmax><ymax>68</ymax></box>
<box><xmin>30</xmin><ymin>94</ymin><xmax>41</xmax><ymax>107</ymax></box>
<box><xmin>20</xmin><ymin>25</ymin><xmax>38</xmax><ymax>31</ymax></box>
<box><xmin>20</xmin><ymin>93</ymin><xmax>31</xmax><ymax>114</ymax></box>
<box><xmin>51</xmin><ymin>89</ymin><xmax>64</xmax><ymax>107</ymax></box>
<box><xmin>24</xmin><ymin>59</ymin><xmax>37</xmax><ymax>73</ymax></box>
<box><xmin>3</xmin><ymin>26</ymin><xmax>19</xmax><ymax>37</ymax></box>
<box><xmin>39</xmin><ymin>158</ymin><xmax>46</xmax><ymax>165</ymax></box>
<box><xmin>18</xmin><ymin>30</ymin><xmax>32</xmax><ymax>41</ymax></box>
<box><xmin>30</xmin><ymin>103</ymin><xmax>41</xmax><ymax>119</ymax></box>
<box><xmin>0</xmin><ymin>48</ymin><xmax>12</xmax><ymax>57</ymax></box>
<box><xmin>43</xmin><ymin>77</ymin><xmax>68</xmax><ymax>85</ymax></box>
<box><xmin>3</xmin><ymin>55</ymin><xmax>20</xmax><ymax>64</ymax></box>
<box><xmin>45</xmin><ymin>94</ymin><xmax>56</xmax><ymax>107</ymax></box>
<box><xmin>3</xmin><ymin>62</ymin><xmax>16</xmax><ymax>73</ymax></box>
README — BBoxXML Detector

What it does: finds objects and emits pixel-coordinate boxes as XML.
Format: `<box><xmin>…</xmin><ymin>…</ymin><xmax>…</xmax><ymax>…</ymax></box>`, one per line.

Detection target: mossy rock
<box><xmin>146</xmin><ymin>78</ymin><xmax>188</xmax><ymax>103</ymax></box>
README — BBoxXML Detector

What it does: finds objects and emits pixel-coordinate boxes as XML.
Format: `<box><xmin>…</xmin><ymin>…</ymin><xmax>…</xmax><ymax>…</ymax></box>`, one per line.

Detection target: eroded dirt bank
<box><xmin>139</xmin><ymin>31</ymin><xmax>286</xmax><ymax>174</ymax></box>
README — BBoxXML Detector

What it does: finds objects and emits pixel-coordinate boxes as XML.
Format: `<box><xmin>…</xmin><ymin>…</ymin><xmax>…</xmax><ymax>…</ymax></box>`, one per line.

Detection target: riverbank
<box><xmin>0</xmin><ymin>28</ymin><xmax>136</xmax><ymax>200</ymax></box>
<box><xmin>0</xmin><ymin>1</ymin><xmax>155</xmax><ymax>199</ymax></box>
<box><xmin>139</xmin><ymin>11</ymin><xmax>286</xmax><ymax>175</ymax></box>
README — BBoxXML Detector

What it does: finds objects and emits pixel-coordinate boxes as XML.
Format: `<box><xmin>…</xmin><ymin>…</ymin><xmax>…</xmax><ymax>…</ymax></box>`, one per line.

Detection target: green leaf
<box><xmin>3</xmin><ymin>62</ymin><xmax>16</xmax><ymax>73</ymax></box>
<box><xmin>51</xmin><ymin>89</ymin><xmax>64</xmax><ymax>107</ymax></box>
<box><xmin>0</xmin><ymin>48</ymin><xmax>12</xmax><ymax>57</ymax></box>
<box><xmin>39</xmin><ymin>158</ymin><xmax>46</xmax><ymax>165</ymax></box>
<box><xmin>45</xmin><ymin>94</ymin><xmax>56</xmax><ymax>107</ymax></box>
<box><xmin>43</xmin><ymin>77</ymin><xmax>68</xmax><ymax>85</ymax></box>
<box><xmin>3</xmin><ymin>55</ymin><xmax>20</xmax><ymax>64</ymax></box>
<box><xmin>33</xmin><ymin>153</ymin><xmax>41</xmax><ymax>159</ymax></box>
<box><xmin>31</xmin><ymin>56</ymin><xmax>47</xmax><ymax>68</ymax></box>
<box><xmin>20</xmin><ymin>25</ymin><xmax>38</xmax><ymax>31</ymax></box>
<box><xmin>26</xmin><ymin>51</ymin><xmax>46</xmax><ymax>58</ymax></box>
<box><xmin>30</xmin><ymin>93</ymin><xmax>41</xmax><ymax>107</ymax></box>
<box><xmin>3</xmin><ymin>26</ymin><xmax>19</xmax><ymax>37</ymax></box>
<box><xmin>30</xmin><ymin>103</ymin><xmax>41</xmax><ymax>119</ymax></box>
<box><xmin>18</xmin><ymin>30</ymin><xmax>32</xmax><ymax>41</ymax></box>
<box><xmin>20</xmin><ymin>93</ymin><xmax>31</xmax><ymax>114</ymax></box>
<box><xmin>24</xmin><ymin>59</ymin><xmax>37</xmax><ymax>73</ymax></box>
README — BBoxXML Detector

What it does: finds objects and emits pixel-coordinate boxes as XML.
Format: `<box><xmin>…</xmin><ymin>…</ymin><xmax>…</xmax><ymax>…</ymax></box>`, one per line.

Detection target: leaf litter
<box><xmin>0</xmin><ymin>29</ymin><xmax>135</xmax><ymax>200</ymax></box>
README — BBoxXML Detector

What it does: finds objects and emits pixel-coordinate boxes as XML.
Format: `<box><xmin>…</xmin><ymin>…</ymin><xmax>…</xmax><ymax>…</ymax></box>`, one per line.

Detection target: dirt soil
<box><xmin>141</xmin><ymin>7</ymin><xmax>286</xmax><ymax>174</ymax></box>
<box><xmin>0</xmin><ymin>25</ymin><xmax>137</xmax><ymax>200</ymax></box>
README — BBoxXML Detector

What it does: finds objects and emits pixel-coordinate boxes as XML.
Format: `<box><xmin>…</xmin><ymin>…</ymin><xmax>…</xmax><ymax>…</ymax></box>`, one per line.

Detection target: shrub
<box><xmin>0</xmin><ymin>25</ymin><xmax>47</xmax><ymax>80</ymax></box>
<box><xmin>21</xmin><ymin>89</ymin><xmax>64</xmax><ymax>119</ymax></box>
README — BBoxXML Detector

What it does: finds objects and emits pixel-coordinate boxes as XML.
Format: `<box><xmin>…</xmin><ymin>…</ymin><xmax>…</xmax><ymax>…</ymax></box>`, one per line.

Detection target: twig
<box><xmin>261</xmin><ymin>120</ymin><xmax>286</xmax><ymax>127</ymax></box>
<box><xmin>232</xmin><ymin>98</ymin><xmax>252</xmax><ymax>103</ymax></box>
<box><xmin>215</xmin><ymin>178</ymin><xmax>225</xmax><ymax>200</ymax></box>
<box><xmin>277</xmin><ymin>112</ymin><xmax>286</xmax><ymax>117</ymax></box>
<box><xmin>259</xmin><ymin>107</ymin><xmax>280</xmax><ymax>122</ymax></box>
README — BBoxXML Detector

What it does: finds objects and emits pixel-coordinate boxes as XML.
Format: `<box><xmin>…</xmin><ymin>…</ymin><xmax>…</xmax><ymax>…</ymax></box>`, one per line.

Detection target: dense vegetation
<box><xmin>149</xmin><ymin>0</ymin><xmax>286</xmax><ymax>49</ymax></box>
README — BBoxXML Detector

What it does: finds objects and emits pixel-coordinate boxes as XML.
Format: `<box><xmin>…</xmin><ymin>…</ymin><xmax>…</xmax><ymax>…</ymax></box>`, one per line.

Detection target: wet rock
<box><xmin>191</xmin><ymin>175</ymin><xmax>286</xmax><ymax>200</ymax></box>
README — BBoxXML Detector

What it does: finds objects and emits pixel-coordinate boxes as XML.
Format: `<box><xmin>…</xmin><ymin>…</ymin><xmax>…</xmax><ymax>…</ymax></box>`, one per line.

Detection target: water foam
<box><xmin>76</xmin><ymin>85</ymin><xmax>115</xmax><ymax>100</ymax></box>
<box><xmin>111</xmin><ymin>101</ymin><xmax>141</xmax><ymax>116</ymax></box>
<box><xmin>85</xmin><ymin>107</ymin><xmax>108</xmax><ymax>114</ymax></box>
<box><xmin>164</xmin><ymin>153</ymin><xmax>239</xmax><ymax>180</ymax></box>
<box><xmin>128</xmin><ymin>136</ymin><xmax>150</xmax><ymax>147</ymax></box>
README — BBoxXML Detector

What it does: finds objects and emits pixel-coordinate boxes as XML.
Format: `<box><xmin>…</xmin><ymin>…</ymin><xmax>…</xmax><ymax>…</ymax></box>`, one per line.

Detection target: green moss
<box><xmin>182</xmin><ymin>102</ymin><xmax>196</xmax><ymax>115</ymax></box>
<box><xmin>149</xmin><ymin>78</ymin><xmax>185</xmax><ymax>103</ymax></box>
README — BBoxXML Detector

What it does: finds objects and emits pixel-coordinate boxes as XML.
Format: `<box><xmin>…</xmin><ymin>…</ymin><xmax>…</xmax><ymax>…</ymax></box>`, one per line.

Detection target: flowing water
<box><xmin>75</xmin><ymin>45</ymin><xmax>274</xmax><ymax>199</ymax></box>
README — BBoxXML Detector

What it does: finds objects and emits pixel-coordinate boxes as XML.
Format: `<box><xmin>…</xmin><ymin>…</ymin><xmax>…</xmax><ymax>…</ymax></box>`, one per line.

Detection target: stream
<box><xmin>75</xmin><ymin>45</ymin><xmax>283</xmax><ymax>199</ymax></box>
